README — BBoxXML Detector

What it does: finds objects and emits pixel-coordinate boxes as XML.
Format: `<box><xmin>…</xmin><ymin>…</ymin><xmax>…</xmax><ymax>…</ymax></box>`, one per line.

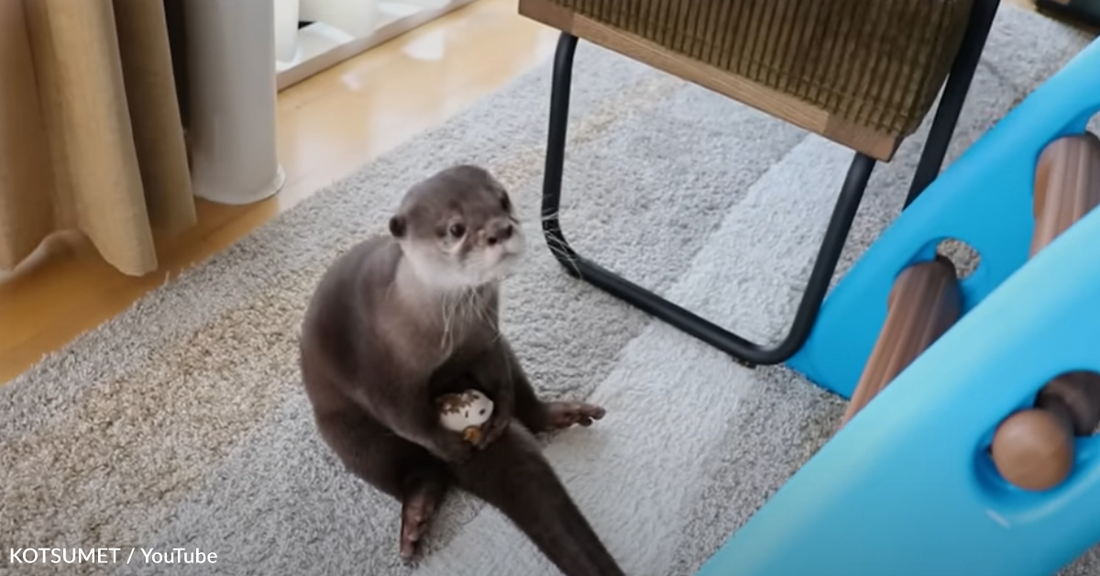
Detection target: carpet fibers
<box><xmin>2</xmin><ymin>5</ymin><xmax>1098</xmax><ymax>576</ymax></box>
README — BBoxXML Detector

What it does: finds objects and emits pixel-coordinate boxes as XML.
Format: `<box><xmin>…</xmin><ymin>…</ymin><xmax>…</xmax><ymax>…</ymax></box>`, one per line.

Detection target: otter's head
<box><xmin>389</xmin><ymin>165</ymin><xmax>526</xmax><ymax>291</ymax></box>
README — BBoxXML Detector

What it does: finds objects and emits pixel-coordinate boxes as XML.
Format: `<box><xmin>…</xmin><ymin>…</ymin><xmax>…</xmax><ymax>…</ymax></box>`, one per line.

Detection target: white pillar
<box><xmin>183</xmin><ymin>0</ymin><xmax>286</xmax><ymax>205</ymax></box>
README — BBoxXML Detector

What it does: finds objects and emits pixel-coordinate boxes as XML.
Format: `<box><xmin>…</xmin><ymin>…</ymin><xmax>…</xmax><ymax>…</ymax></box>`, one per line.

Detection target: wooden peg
<box><xmin>990</xmin><ymin>133</ymin><xmax>1100</xmax><ymax>491</ymax></box>
<box><xmin>840</xmin><ymin>254</ymin><xmax>962</xmax><ymax>427</ymax></box>
<box><xmin>1031</xmin><ymin>132</ymin><xmax>1100</xmax><ymax>255</ymax></box>
<box><xmin>991</xmin><ymin>398</ymin><xmax>1076</xmax><ymax>491</ymax></box>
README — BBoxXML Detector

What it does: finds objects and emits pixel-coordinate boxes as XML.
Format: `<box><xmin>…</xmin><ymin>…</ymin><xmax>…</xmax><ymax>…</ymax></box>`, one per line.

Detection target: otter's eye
<box><xmin>500</xmin><ymin>195</ymin><xmax>511</xmax><ymax>211</ymax></box>
<box><xmin>449</xmin><ymin>222</ymin><xmax>466</xmax><ymax>237</ymax></box>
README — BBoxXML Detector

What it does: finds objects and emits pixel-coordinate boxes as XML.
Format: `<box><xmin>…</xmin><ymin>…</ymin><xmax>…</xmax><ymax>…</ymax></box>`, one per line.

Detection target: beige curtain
<box><xmin>0</xmin><ymin>0</ymin><xmax>195</xmax><ymax>277</ymax></box>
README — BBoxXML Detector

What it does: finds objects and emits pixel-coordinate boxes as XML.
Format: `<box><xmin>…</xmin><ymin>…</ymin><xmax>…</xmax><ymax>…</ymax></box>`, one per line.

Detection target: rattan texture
<box><xmin>554</xmin><ymin>0</ymin><xmax>974</xmax><ymax>138</ymax></box>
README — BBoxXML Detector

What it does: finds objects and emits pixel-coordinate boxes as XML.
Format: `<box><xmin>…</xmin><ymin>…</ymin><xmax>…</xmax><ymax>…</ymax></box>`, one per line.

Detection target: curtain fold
<box><xmin>0</xmin><ymin>0</ymin><xmax>195</xmax><ymax>277</ymax></box>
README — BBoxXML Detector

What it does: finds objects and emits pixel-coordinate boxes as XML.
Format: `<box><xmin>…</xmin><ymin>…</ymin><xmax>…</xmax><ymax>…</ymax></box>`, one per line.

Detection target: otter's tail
<box><xmin>450</xmin><ymin>422</ymin><xmax>626</xmax><ymax>576</ymax></box>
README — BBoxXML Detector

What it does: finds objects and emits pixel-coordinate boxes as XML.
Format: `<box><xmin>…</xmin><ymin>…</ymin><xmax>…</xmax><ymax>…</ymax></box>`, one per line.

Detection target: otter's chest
<box><xmin>436</xmin><ymin>320</ymin><xmax>498</xmax><ymax>364</ymax></box>
<box><xmin>424</xmin><ymin>323</ymin><xmax>502</xmax><ymax>390</ymax></box>
<box><xmin>432</xmin><ymin>295</ymin><xmax>499</xmax><ymax>347</ymax></box>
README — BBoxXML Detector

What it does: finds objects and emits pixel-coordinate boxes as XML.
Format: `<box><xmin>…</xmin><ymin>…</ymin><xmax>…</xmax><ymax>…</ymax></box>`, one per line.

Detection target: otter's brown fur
<box><xmin>298</xmin><ymin>165</ymin><xmax>626</xmax><ymax>575</ymax></box>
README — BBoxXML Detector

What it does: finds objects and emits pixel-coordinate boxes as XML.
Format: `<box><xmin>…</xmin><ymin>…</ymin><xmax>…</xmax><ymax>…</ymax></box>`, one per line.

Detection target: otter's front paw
<box><xmin>432</xmin><ymin>433</ymin><xmax>474</xmax><ymax>464</ymax></box>
<box><xmin>474</xmin><ymin>409</ymin><xmax>511</xmax><ymax>449</ymax></box>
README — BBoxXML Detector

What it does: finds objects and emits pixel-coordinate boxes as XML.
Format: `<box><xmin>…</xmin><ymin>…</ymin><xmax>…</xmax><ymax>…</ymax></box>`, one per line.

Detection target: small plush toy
<box><xmin>436</xmin><ymin>389</ymin><xmax>495</xmax><ymax>443</ymax></box>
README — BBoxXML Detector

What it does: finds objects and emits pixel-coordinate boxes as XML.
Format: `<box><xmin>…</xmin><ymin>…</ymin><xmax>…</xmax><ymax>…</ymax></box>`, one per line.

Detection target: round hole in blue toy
<box><xmin>935</xmin><ymin>237</ymin><xmax>980</xmax><ymax>280</ymax></box>
<box><xmin>976</xmin><ymin>370</ymin><xmax>1100</xmax><ymax>500</ymax></box>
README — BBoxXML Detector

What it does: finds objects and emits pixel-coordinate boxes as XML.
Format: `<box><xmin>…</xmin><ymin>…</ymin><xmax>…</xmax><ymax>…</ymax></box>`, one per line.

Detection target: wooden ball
<box><xmin>990</xmin><ymin>408</ymin><xmax>1074</xmax><ymax>491</ymax></box>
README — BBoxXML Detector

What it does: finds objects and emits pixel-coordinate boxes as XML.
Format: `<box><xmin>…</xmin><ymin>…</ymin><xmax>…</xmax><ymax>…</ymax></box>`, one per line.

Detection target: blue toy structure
<box><xmin>694</xmin><ymin>36</ymin><xmax>1100</xmax><ymax>576</ymax></box>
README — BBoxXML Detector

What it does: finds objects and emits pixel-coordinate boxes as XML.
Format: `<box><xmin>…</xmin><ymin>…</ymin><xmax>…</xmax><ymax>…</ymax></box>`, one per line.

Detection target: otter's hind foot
<box><xmin>399</xmin><ymin>484</ymin><xmax>445</xmax><ymax>559</ymax></box>
<box><xmin>545</xmin><ymin>401</ymin><xmax>606</xmax><ymax>429</ymax></box>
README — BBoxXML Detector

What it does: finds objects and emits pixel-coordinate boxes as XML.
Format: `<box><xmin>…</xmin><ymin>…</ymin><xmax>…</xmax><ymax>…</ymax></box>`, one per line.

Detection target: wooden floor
<box><xmin>0</xmin><ymin>0</ymin><xmax>1071</xmax><ymax>386</ymax></box>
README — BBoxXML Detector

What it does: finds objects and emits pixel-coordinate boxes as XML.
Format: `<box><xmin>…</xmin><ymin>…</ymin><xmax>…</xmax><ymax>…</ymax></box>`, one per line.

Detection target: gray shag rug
<box><xmin>2</xmin><ymin>4</ymin><xmax>1097</xmax><ymax>576</ymax></box>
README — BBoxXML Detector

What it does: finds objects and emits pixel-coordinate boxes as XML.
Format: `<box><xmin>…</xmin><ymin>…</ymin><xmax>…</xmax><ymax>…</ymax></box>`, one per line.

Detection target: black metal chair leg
<box><xmin>540</xmin><ymin>33</ymin><xmax>875</xmax><ymax>367</ymax></box>
<box><xmin>905</xmin><ymin>0</ymin><xmax>1001</xmax><ymax>206</ymax></box>
<box><xmin>540</xmin><ymin>3</ymin><xmax>995</xmax><ymax>366</ymax></box>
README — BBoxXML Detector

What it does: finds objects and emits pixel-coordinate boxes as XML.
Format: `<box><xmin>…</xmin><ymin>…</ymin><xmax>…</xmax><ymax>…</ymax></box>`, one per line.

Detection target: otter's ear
<box><xmin>388</xmin><ymin>215</ymin><xmax>406</xmax><ymax>238</ymax></box>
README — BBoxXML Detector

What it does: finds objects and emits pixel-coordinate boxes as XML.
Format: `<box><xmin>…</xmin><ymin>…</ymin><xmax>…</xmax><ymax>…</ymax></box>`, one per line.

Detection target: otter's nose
<box><xmin>486</xmin><ymin>222</ymin><xmax>514</xmax><ymax>246</ymax></box>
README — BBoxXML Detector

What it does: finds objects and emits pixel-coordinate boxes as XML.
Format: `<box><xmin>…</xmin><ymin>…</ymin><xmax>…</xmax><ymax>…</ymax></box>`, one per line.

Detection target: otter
<box><xmin>298</xmin><ymin>164</ymin><xmax>627</xmax><ymax>576</ymax></box>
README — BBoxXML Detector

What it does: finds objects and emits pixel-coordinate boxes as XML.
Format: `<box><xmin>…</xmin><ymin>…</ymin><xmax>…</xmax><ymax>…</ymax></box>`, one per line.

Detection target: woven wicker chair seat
<box><xmin>520</xmin><ymin>0</ymin><xmax>975</xmax><ymax>161</ymax></box>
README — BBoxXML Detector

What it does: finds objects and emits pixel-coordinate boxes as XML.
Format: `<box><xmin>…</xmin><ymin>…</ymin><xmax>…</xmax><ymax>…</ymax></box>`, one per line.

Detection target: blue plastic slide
<box><xmin>695</xmin><ymin>35</ymin><xmax>1100</xmax><ymax>576</ymax></box>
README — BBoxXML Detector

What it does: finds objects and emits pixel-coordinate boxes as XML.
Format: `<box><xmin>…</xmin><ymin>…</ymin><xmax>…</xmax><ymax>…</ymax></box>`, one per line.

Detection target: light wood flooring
<box><xmin>0</xmin><ymin>0</ymin><xmax>1070</xmax><ymax>386</ymax></box>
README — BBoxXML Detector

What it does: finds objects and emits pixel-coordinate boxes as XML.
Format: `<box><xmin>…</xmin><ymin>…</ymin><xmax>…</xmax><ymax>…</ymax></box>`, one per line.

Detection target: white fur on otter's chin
<box><xmin>400</xmin><ymin>229</ymin><xmax>526</xmax><ymax>294</ymax></box>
